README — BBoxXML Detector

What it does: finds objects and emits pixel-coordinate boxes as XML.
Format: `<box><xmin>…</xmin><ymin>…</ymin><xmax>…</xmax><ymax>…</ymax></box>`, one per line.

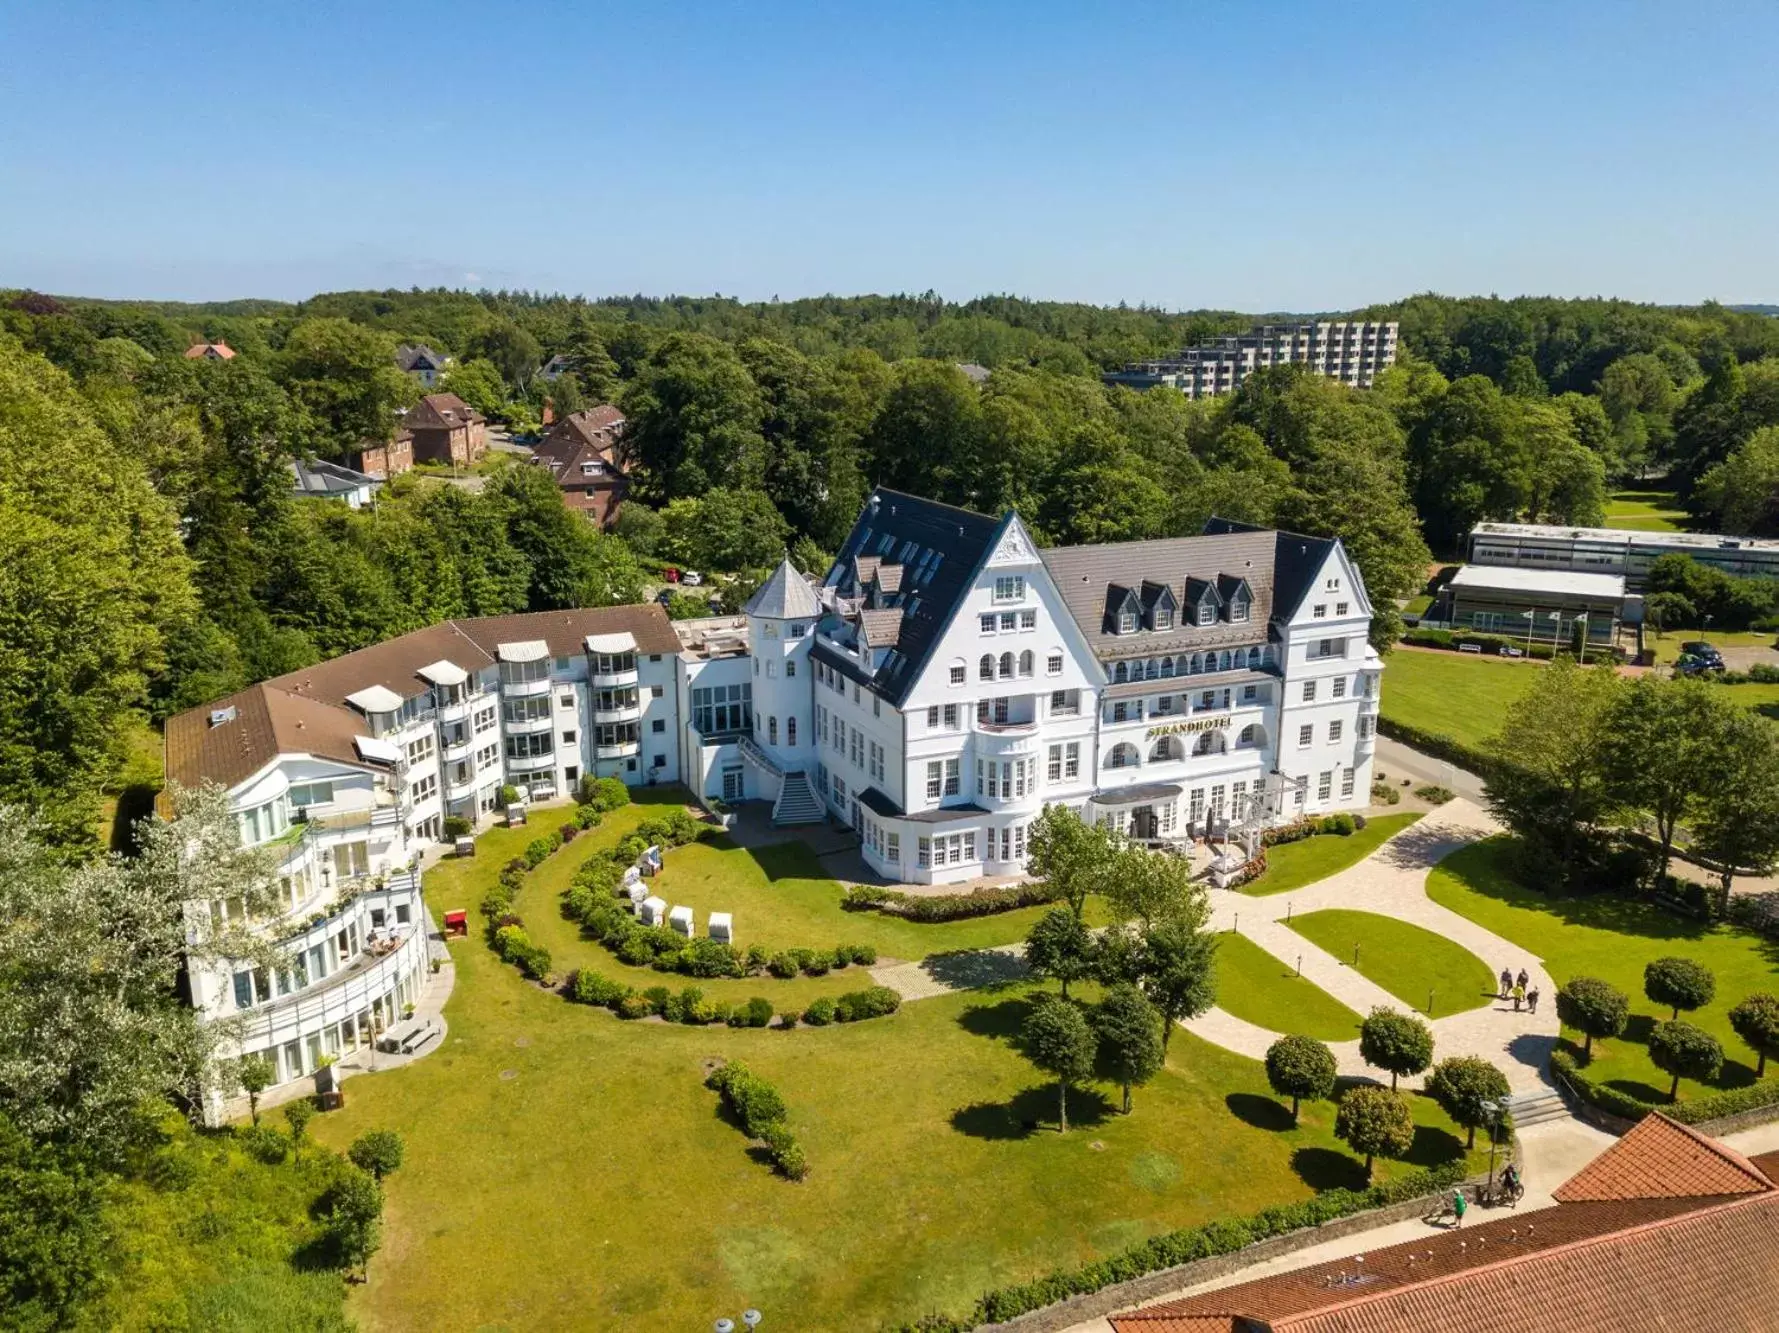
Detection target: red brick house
<box><xmin>349</xmin><ymin>429</ymin><xmax>414</xmax><ymax>480</ymax></box>
<box><xmin>184</xmin><ymin>341</ymin><xmax>236</xmax><ymax>361</ymax></box>
<box><xmin>404</xmin><ymin>393</ymin><xmax>487</xmax><ymax>468</ymax></box>
<box><xmin>531</xmin><ymin>406</ymin><xmax>628</xmax><ymax>527</ymax></box>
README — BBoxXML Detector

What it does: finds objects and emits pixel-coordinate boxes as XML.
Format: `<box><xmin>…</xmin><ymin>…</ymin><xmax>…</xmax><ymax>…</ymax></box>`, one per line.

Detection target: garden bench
<box><xmin>1500</xmin><ymin>645</ymin><xmax>1524</xmax><ymax>658</ymax></box>
<box><xmin>1458</xmin><ymin>642</ymin><xmax>1483</xmax><ymax>654</ymax></box>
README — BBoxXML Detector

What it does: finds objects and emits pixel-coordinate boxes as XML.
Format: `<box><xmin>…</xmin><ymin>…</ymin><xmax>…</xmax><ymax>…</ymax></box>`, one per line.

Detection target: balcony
<box><xmin>440</xmin><ymin>736</ymin><xmax>472</xmax><ymax>763</ymax></box>
<box><xmin>503</xmin><ymin>676</ymin><xmax>552</xmax><ymax>699</ymax></box>
<box><xmin>504</xmin><ymin>713</ymin><xmax>553</xmax><ymax>734</ymax></box>
<box><xmin>592</xmin><ymin>664</ymin><xmax>639</xmax><ymax>688</ymax></box>
<box><xmin>506</xmin><ymin>750</ymin><xmax>555</xmax><ymax>773</ymax></box>
<box><xmin>302</xmin><ymin>800</ymin><xmax>407</xmax><ymax>836</ymax></box>
<box><xmin>444</xmin><ymin>767</ymin><xmax>478</xmax><ymax>799</ymax></box>
<box><xmin>593</xmin><ymin>699</ymin><xmax>643</xmax><ymax>724</ymax></box>
<box><xmin>435</xmin><ymin>689</ymin><xmax>486</xmax><ymax>724</ymax></box>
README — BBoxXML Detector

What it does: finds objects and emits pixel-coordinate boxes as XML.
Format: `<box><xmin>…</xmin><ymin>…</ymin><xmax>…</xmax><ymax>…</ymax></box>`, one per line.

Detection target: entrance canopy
<box><xmin>1090</xmin><ymin>783</ymin><xmax>1182</xmax><ymax>807</ymax></box>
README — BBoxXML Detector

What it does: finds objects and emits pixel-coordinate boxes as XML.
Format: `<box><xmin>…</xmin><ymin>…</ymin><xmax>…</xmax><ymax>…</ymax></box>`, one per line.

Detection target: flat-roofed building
<box><xmin>1435</xmin><ymin>564</ymin><xmax>1633</xmax><ymax>647</ymax></box>
<box><xmin>1468</xmin><ymin>521</ymin><xmax>1779</xmax><ymax>588</ymax></box>
<box><xmin>1105</xmin><ymin>321</ymin><xmax>1399</xmax><ymax>400</ymax></box>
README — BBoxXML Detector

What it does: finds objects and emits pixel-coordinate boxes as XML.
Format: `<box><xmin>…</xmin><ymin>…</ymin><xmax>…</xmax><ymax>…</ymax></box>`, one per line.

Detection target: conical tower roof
<box><xmin>744</xmin><ymin>556</ymin><xmax>822</xmax><ymax>620</ymax></box>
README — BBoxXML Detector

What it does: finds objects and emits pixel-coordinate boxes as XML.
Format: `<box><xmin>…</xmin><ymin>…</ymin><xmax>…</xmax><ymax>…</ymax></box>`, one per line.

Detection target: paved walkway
<box><xmin>1188</xmin><ymin>798</ymin><xmax>1560</xmax><ymax>1093</ymax></box>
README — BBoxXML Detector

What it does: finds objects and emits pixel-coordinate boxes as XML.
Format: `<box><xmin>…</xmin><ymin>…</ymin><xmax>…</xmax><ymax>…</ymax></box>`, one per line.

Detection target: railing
<box><xmin>506</xmin><ymin>751</ymin><xmax>555</xmax><ymax>772</ymax></box>
<box><xmin>736</xmin><ymin>733</ymin><xmax>783</xmax><ymax>779</ymax></box>
<box><xmin>503</xmin><ymin>676</ymin><xmax>552</xmax><ymax>698</ymax></box>
<box><xmin>591</xmin><ymin>665</ymin><xmax>639</xmax><ymax>687</ymax></box>
<box><xmin>504</xmin><ymin>714</ymin><xmax>553</xmax><ymax>734</ymax></box>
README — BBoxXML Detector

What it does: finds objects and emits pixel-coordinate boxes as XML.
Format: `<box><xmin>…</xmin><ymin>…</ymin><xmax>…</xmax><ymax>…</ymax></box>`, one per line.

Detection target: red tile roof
<box><xmin>184</xmin><ymin>341</ymin><xmax>236</xmax><ymax>359</ymax></box>
<box><xmin>404</xmin><ymin>392</ymin><xmax>482</xmax><ymax>430</ymax></box>
<box><xmin>1111</xmin><ymin>1114</ymin><xmax>1779</xmax><ymax>1333</ymax></box>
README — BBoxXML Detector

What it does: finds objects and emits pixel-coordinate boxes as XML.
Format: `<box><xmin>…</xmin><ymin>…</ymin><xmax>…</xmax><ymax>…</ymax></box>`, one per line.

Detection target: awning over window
<box><xmin>353</xmin><ymin>735</ymin><xmax>403</xmax><ymax>764</ymax></box>
<box><xmin>1090</xmin><ymin>783</ymin><xmax>1183</xmax><ymax>807</ymax></box>
<box><xmin>496</xmin><ymin>640</ymin><xmax>550</xmax><ymax>663</ymax></box>
<box><xmin>585</xmin><ymin>632</ymin><xmax>637</xmax><ymax>654</ymax></box>
<box><xmin>416</xmin><ymin>659</ymin><xmax>469</xmax><ymax>686</ymax></box>
<box><xmin>345</xmin><ymin>684</ymin><xmax>405</xmax><ymax>713</ymax></box>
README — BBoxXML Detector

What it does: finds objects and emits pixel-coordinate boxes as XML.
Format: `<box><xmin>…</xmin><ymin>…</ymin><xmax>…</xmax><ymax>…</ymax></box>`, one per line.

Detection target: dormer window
<box><xmin>1153</xmin><ymin>607</ymin><xmax>1173</xmax><ymax>631</ymax></box>
<box><xmin>1196</xmin><ymin>604</ymin><xmax>1215</xmax><ymax>627</ymax></box>
<box><xmin>1230</xmin><ymin>601</ymin><xmax>1250</xmax><ymax>623</ymax></box>
<box><xmin>1118</xmin><ymin>610</ymin><xmax>1138</xmax><ymax>634</ymax></box>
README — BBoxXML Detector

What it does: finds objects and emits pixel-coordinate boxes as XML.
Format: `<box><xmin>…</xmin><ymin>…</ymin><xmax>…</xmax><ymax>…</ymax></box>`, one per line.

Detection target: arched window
<box><xmin>1146</xmin><ymin>658</ymin><xmax>1159</xmax><ymax>680</ymax></box>
<box><xmin>1018</xmin><ymin>650</ymin><xmax>1034</xmax><ymax>677</ymax></box>
<box><xmin>979</xmin><ymin>654</ymin><xmax>994</xmax><ymax>681</ymax></box>
<box><xmin>1193</xmin><ymin>730</ymin><xmax>1226</xmax><ymax>756</ymax></box>
<box><xmin>768</xmin><ymin>716</ymin><xmax>778</xmax><ymax>745</ymax></box>
<box><xmin>1238</xmin><ymin>723</ymin><xmax>1257</xmax><ymax>745</ymax></box>
<box><xmin>1160</xmin><ymin>656</ymin><xmax>1175</xmax><ymax>678</ymax></box>
<box><xmin>787</xmin><ymin>717</ymin><xmax>797</xmax><ymax>746</ymax></box>
<box><xmin>1107</xmin><ymin>742</ymin><xmax>1140</xmax><ymax>769</ymax></box>
<box><xmin>998</xmin><ymin>651</ymin><xmax>1014</xmax><ymax>680</ymax></box>
<box><xmin>1148</xmin><ymin>735</ymin><xmax>1182</xmax><ymax>763</ymax></box>
<box><xmin>1189</xmin><ymin>653</ymin><xmax>1202</xmax><ymax>675</ymax></box>
<box><xmin>1114</xmin><ymin>661</ymin><xmax>1129</xmax><ymax>683</ymax></box>
<box><xmin>1247</xmin><ymin>646</ymin><xmax>1262</xmax><ymax>669</ymax></box>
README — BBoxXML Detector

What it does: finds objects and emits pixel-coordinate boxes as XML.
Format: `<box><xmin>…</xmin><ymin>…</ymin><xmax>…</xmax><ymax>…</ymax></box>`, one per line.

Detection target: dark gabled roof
<box><xmin>404</xmin><ymin>393</ymin><xmax>482</xmax><ymax>431</ymax></box>
<box><xmin>1103</xmin><ymin>583</ymin><xmax>1141</xmax><ymax>629</ymax></box>
<box><xmin>824</xmin><ymin>489</ymin><xmax>1003</xmax><ymax>707</ymax></box>
<box><xmin>1183</xmin><ymin>575</ymin><xmax>1223</xmax><ymax>607</ymax></box>
<box><xmin>395</xmin><ymin>343</ymin><xmax>445</xmax><ymax>371</ymax></box>
<box><xmin>1139</xmin><ymin>581</ymin><xmax>1176</xmax><ymax>613</ymax></box>
<box><xmin>1217</xmin><ymin>572</ymin><xmax>1253</xmax><ymax>603</ymax></box>
<box><xmin>1204</xmin><ymin>516</ymin><xmax>1354</xmax><ymax>623</ymax></box>
<box><xmin>1041</xmin><ymin>528</ymin><xmax>1278</xmax><ymax>660</ymax></box>
<box><xmin>289</xmin><ymin>456</ymin><xmax>379</xmax><ymax>496</ymax></box>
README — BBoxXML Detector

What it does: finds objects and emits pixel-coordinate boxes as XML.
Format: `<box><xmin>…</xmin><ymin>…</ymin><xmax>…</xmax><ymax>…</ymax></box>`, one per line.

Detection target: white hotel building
<box><xmin>171</xmin><ymin>491</ymin><xmax>1380</xmax><ymax>1098</ymax></box>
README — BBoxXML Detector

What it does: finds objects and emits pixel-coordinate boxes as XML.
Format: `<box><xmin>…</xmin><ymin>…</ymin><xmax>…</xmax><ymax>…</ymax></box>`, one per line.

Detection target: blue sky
<box><xmin>1</xmin><ymin>1</ymin><xmax>1774</xmax><ymax>308</ymax></box>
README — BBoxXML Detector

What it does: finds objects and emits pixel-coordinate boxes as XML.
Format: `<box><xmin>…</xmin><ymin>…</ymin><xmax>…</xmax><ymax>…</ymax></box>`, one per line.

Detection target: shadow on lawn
<box><xmin>956</xmin><ymin>994</ymin><xmax>1039</xmax><ymax>1040</ymax></box>
<box><xmin>922</xmin><ymin>948</ymin><xmax>1030</xmax><ymax>992</ymax></box>
<box><xmin>1374</xmin><ymin>821</ymin><xmax>1472</xmax><ymax>871</ymax></box>
<box><xmin>1226</xmin><ymin>1092</ymin><xmax>1295</xmax><ymax>1133</ymax></box>
<box><xmin>950</xmin><ymin>1084</ymin><xmax>1115</xmax><ymax>1139</ymax></box>
<box><xmin>1444</xmin><ymin>841</ymin><xmax>1722</xmax><ymax>944</ymax></box>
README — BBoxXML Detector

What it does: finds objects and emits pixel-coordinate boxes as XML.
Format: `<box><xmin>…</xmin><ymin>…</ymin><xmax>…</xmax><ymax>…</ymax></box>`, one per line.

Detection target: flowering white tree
<box><xmin>0</xmin><ymin>783</ymin><xmax>280</xmax><ymax>1156</ymax></box>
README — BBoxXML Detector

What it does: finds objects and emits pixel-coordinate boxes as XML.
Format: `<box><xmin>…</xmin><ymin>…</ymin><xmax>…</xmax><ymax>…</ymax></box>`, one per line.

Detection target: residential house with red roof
<box><xmin>184</xmin><ymin>341</ymin><xmax>236</xmax><ymax>360</ymax></box>
<box><xmin>403</xmin><ymin>392</ymin><xmax>486</xmax><ymax>467</ymax></box>
<box><xmin>530</xmin><ymin>405</ymin><xmax>629</xmax><ymax>527</ymax></box>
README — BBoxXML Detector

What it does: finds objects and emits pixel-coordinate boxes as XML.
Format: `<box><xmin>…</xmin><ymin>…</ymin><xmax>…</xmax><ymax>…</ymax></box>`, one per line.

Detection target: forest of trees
<box><xmin>6</xmin><ymin>285</ymin><xmax>1779</xmax><ymax>847</ymax></box>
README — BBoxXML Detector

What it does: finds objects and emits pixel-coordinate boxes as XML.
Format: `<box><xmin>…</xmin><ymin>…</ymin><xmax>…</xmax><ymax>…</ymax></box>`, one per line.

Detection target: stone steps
<box><xmin>1506</xmin><ymin>1087</ymin><xmax>1571</xmax><ymax>1129</ymax></box>
<box><xmin>772</xmin><ymin>771</ymin><xmax>827</xmax><ymax>826</ymax></box>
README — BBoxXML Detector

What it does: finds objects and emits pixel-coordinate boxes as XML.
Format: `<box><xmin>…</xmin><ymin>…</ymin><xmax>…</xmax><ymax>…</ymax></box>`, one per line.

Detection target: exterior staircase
<box><xmin>772</xmin><ymin>770</ymin><xmax>827</xmax><ymax>826</ymax></box>
<box><xmin>1505</xmin><ymin>1086</ymin><xmax>1571</xmax><ymax>1130</ymax></box>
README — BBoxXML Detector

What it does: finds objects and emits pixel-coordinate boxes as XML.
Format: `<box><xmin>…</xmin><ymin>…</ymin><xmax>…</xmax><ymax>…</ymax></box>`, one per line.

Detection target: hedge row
<box><xmin>841</xmin><ymin>879</ymin><xmax>1063</xmax><ymax>922</ymax></box>
<box><xmin>1715</xmin><ymin>663</ymin><xmax>1779</xmax><ymax>685</ymax></box>
<box><xmin>571</xmin><ymin>972</ymin><xmax>779</xmax><ymax>1027</ymax></box>
<box><xmin>705</xmin><ymin>1061</ymin><xmax>808</xmax><ymax>1179</ymax></box>
<box><xmin>1551</xmin><ymin>1048</ymin><xmax>1779</xmax><ymax>1126</ymax></box>
<box><xmin>892</xmin><ymin>1161</ymin><xmax>1469</xmax><ymax>1330</ymax></box>
<box><xmin>1374</xmin><ymin>716</ymin><xmax>1500</xmax><ymax>783</ymax></box>
<box><xmin>1262</xmin><ymin>813</ymin><xmax>1360</xmax><ymax>847</ymax></box>
<box><xmin>1402</xmin><ymin>628</ymin><xmax>1626</xmax><ymax>665</ymax></box>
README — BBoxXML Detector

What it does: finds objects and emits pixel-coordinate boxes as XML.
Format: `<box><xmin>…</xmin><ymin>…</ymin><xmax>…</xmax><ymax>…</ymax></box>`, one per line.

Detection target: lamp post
<box><xmin>1481</xmin><ymin>1097</ymin><xmax>1506</xmax><ymax>1194</ymax></box>
<box><xmin>1575</xmin><ymin>612</ymin><xmax>1590</xmax><ymax>665</ymax></box>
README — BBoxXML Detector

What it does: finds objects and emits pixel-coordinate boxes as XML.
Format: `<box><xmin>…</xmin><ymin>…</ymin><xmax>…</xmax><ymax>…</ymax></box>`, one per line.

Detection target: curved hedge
<box><xmin>840</xmin><ymin>880</ymin><xmax>1062</xmax><ymax>922</ymax></box>
<box><xmin>1550</xmin><ymin>1047</ymin><xmax>1779</xmax><ymax>1126</ymax></box>
<box><xmin>892</xmin><ymin>1161</ymin><xmax>1468</xmax><ymax>1330</ymax></box>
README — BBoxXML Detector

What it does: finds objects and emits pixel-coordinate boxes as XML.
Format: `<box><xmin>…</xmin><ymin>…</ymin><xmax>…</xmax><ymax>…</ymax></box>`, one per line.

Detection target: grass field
<box><xmin>1241</xmin><ymin>814</ymin><xmax>1425</xmax><ymax>897</ymax></box>
<box><xmin>310</xmin><ymin>814</ymin><xmax>1482</xmax><ymax>1331</ymax></box>
<box><xmin>1428</xmin><ymin>839</ymin><xmax>1779</xmax><ymax>1102</ymax></box>
<box><xmin>1604</xmin><ymin>487</ymin><xmax>1690</xmax><ymax>533</ymax></box>
<box><xmin>1213</xmin><ymin>931</ymin><xmax>1363</xmax><ymax>1042</ymax></box>
<box><xmin>1285</xmin><ymin>909</ymin><xmax>1496</xmax><ymax>1020</ymax></box>
<box><xmin>1646</xmin><ymin>629</ymin><xmax>1779</xmax><ymax>666</ymax></box>
<box><xmin>1379</xmin><ymin>649</ymin><xmax>1538</xmax><ymax>750</ymax></box>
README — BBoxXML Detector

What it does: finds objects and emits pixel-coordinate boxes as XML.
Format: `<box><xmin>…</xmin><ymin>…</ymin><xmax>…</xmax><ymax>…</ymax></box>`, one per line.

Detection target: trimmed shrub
<box><xmin>735</xmin><ymin>996</ymin><xmax>774</xmax><ymax>1028</ymax></box>
<box><xmin>1371</xmin><ymin>781</ymin><xmax>1402</xmax><ymax>805</ymax></box>
<box><xmin>848</xmin><ymin>943</ymin><xmax>878</xmax><ymax>965</ymax></box>
<box><xmin>617</xmin><ymin>933</ymin><xmax>655</xmax><ymax>966</ymax></box>
<box><xmin>582</xmin><ymin>776</ymin><xmax>631</xmax><ymax>811</ymax></box>
<box><xmin>802</xmin><ymin>950</ymin><xmax>832</xmax><ymax>977</ymax></box>
<box><xmin>574</xmin><ymin>803</ymin><xmax>604</xmax><ymax>830</ymax></box>
<box><xmin>760</xmin><ymin>1123</ymin><xmax>809</xmax><ymax>1180</ymax></box>
<box><xmin>237</xmin><ymin>1125</ymin><xmax>288</xmax><ymax>1165</ymax></box>
<box><xmin>642</xmin><ymin>985</ymin><xmax>672</xmax><ymax>1015</ymax></box>
<box><xmin>1413</xmin><ymin>785</ymin><xmax>1455</xmax><ymax>805</ymax></box>
<box><xmin>833</xmin><ymin>985</ymin><xmax>901</xmax><ymax>1023</ymax></box>
<box><xmin>615</xmin><ymin>993</ymin><xmax>653</xmax><ymax>1019</ymax></box>
<box><xmin>804</xmin><ymin>997</ymin><xmax>836</xmax><ymax>1026</ymax></box>
<box><xmin>1375</xmin><ymin>717</ymin><xmax>1499</xmax><ymax>783</ymax></box>
<box><xmin>777</xmin><ymin>1009</ymin><xmax>802</xmax><ymax>1028</ymax></box>
<box><xmin>767</xmin><ymin>952</ymin><xmax>799</xmax><ymax>979</ymax></box>
<box><xmin>1318</xmin><ymin>813</ymin><xmax>1356</xmax><ymax>835</ymax></box>
<box><xmin>442</xmin><ymin>814</ymin><xmax>472</xmax><ymax>838</ymax></box>
<box><xmin>842</xmin><ymin>879</ymin><xmax>1064</xmax><ymax>922</ymax></box>
<box><xmin>572</xmin><ymin>969</ymin><xmax>630</xmax><ymax>1007</ymax></box>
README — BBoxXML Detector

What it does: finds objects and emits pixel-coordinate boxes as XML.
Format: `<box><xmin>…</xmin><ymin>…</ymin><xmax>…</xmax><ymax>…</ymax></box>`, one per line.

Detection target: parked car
<box><xmin>654</xmin><ymin>588</ymin><xmax>674</xmax><ymax>606</ymax></box>
<box><xmin>1675</xmin><ymin>652</ymin><xmax>1725</xmax><ymax>677</ymax></box>
<box><xmin>682</xmin><ymin>570</ymin><xmax>704</xmax><ymax>587</ymax></box>
<box><xmin>1679</xmin><ymin>640</ymin><xmax>1725</xmax><ymax>668</ymax></box>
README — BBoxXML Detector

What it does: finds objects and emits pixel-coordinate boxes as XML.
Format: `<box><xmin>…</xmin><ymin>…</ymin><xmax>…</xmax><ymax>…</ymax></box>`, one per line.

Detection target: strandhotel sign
<box><xmin>1145</xmin><ymin>717</ymin><xmax>1226</xmax><ymax>740</ymax></box>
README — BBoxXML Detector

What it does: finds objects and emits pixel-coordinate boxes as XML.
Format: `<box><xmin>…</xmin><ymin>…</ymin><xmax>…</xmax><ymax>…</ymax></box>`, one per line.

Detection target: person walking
<box><xmin>1516</xmin><ymin>968</ymin><xmax>1529</xmax><ymax>991</ymax></box>
<box><xmin>1527</xmin><ymin>986</ymin><xmax>1540</xmax><ymax>1014</ymax></box>
<box><xmin>1499</xmin><ymin>967</ymin><xmax>1513</xmax><ymax>999</ymax></box>
<box><xmin>1513</xmin><ymin>982</ymin><xmax>1525</xmax><ymax>1012</ymax></box>
<box><xmin>1452</xmin><ymin>1187</ymin><xmax>1468</xmax><ymax>1228</ymax></box>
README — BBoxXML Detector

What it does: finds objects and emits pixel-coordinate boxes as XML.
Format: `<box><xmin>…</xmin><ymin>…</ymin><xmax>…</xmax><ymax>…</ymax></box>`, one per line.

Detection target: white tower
<box><xmin>744</xmin><ymin>557</ymin><xmax>821</xmax><ymax>775</ymax></box>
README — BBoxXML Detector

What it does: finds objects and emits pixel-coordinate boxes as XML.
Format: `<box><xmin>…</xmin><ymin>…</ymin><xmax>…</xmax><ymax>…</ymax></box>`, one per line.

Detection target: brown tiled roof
<box><xmin>1112</xmin><ymin>1114</ymin><xmax>1779</xmax><ymax>1333</ymax></box>
<box><xmin>543</xmin><ymin>406</ymin><xmax>625</xmax><ymax>453</ymax></box>
<box><xmin>164</xmin><ymin>605</ymin><xmax>679</xmax><ymax>792</ymax></box>
<box><xmin>183</xmin><ymin>341</ymin><xmax>236</xmax><ymax>359</ymax></box>
<box><xmin>1553</xmin><ymin>1109</ymin><xmax>1772</xmax><ymax>1203</ymax></box>
<box><xmin>860</xmin><ymin>608</ymin><xmax>904</xmax><ymax>647</ymax></box>
<box><xmin>404</xmin><ymin>393</ymin><xmax>482</xmax><ymax>430</ymax></box>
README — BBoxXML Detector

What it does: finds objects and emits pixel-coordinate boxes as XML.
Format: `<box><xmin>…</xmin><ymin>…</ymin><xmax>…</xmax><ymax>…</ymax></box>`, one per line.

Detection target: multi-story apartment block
<box><xmin>1104</xmin><ymin>321</ymin><xmax>1399</xmax><ymax>400</ymax></box>
<box><xmin>675</xmin><ymin>491</ymin><xmax>1381</xmax><ymax>885</ymax></box>
<box><xmin>165</xmin><ymin>606</ymin><xmax>684</xmax><ymax>1107</ymax></box>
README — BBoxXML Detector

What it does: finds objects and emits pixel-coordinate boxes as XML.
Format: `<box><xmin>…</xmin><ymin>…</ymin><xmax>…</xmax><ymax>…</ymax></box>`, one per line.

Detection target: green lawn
<box><xmin>1428</xmin><ymin>838</ymin><xmax>1779</xmax><ymax>1102</ymax></box>
<box><xmin>1285</xmin><ymin>909</ymin><xmax>1496</xmax><ymax>1019</ymax></box>
<box><xmin>1604</xmin><ymin>487</ymin><xmax>1689</xmax><ymax>533</ymax></box>
<box><xmin>1241</xmin><ymin>814</ymin><xmax>1425</xmax><ymax>897</ymax></box>
<box><xmin>311</xmin><ymin>814</ymin><xmax>1481</xmax><ymax>1331</ymax></box>
<box><xmin>1380</xmin><ymin>649</ymin><xmax>1539</xmax><ymax>750</ymax></box>
<box><xmin>1214</xmin><ymin>931</ymin><xmax>1363</xmax><ymax>1042</ymax></box>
